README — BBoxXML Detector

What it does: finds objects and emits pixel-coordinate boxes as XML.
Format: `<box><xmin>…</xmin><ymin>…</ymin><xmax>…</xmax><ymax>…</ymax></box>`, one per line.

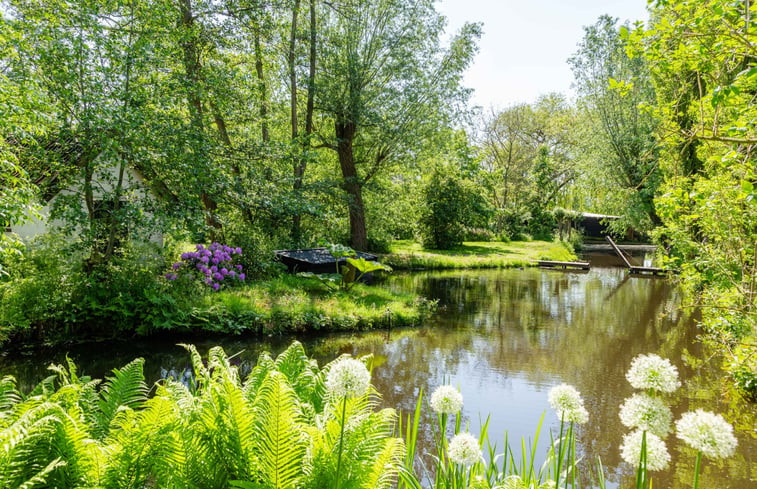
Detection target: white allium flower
<box><xmin>619</xmin><ymin>393</ymin><xmax>673</xmax><ymax>438</ymax></box>
<box><xmin>675</xmin><ymin>409</ymin><xmax>738</xmax><ymax>459</ymax></box>
<box><xmin>625</xmin><ymin>354</ymin><xmax>681</xmax><ymax>393</ymax></box>
<box><xmin>620</xmin><ymin>430</ymin><xmax>671</xmax><ymax>472</ymax></box>
<box><xmin>448</xmin><ymin>432</ymin><xmax>482</xmax><ymax>466</ymax></box>
<box><xmin>548</xmin><ymin>384</ymin><xmax>589</xmax><ymax>424</ymax></box>
<box><xmin>430</xmin><ymin>385</ymin><xmax>463</xmax><ymax>414</ymax></box>
<box><xmin>325</xmin><ymin>357</ymin><xmax>370</xmax><ymax>398</ymax></box>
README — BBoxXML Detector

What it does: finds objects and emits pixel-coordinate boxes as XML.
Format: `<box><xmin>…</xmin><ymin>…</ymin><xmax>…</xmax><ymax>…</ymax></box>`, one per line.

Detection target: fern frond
<box><xmin>360</xmin><ymin>437</ymin><xmax>405</xmax><ymax>489</ymax></box>
<box><xmin>95</xmin><ymin>358</ymin><xmax>147</xmax><ymax>439</ymax></box>
<box><xmin>179</xmin><ymin>343</ymin><xmax>209</xmax><ymax>389</ymax></box>
<box><xmin>252</xmin><ymin>371</ymin><xmax>308</xmax><ymax>489</ymax></box>
<box><xmin>0</xmin><ymin>376</ymin><xmax>21</xmax><ymax>412</ymax></box>
<box><xmin>243</xmin><ymin>352</ymin><xmax>275</xmax><ymax>401</ymax></box>
<box><xmin>16</xmin><ymin>457</ymin><xmax>66</xmax><ymax>489</ymax></box>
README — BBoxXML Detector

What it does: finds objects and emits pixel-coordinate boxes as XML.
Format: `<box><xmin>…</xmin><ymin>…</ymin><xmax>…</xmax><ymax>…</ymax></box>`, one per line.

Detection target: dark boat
<box><xmin>274</xmin><ymin>248</ymin><xmax>378</xmax><ymax>273</ymax></box>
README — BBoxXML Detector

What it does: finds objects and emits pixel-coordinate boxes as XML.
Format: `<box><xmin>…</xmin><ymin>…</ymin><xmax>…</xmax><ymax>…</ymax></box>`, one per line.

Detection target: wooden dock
<box><xmin>537</xmin><ymin>260</ymin><xmax>590</xmax><ymax>270</ymax></box>
<box><xmin>605</xmin><ymin>236</ymin><xmax>669</xmax><ymax>276</ymax></box>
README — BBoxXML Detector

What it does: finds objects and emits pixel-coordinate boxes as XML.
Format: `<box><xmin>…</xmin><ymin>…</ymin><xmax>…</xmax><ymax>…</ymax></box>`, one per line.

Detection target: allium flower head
<box><xmin>625</xmin><ymin>354</ymin><xmax>681</xmax><ymax>393</ymax></box>
<box><xmin>430</xmin><ymin>385</ymin><xmax>463</xmax><ymax>414</ymax></box>
<box><xmin>619</xmin><ymin>393</ymin><xmax>673</xmax><ymax>438</ymax></box>
<box><xmin>620</xmin><ymin>430</ymin><xmax>670</xmax><ymax>471</ymax></box>
<box><xmin>447</xmin><ymin>432</ymin><xmax>482</xmax><ymax>466</ymax></box>
<box><xmin>238</xmin><ymin>273</ymin><xmax>246</xmax><ymax>280</ymax></box>
<box><xmin>548</xmin><ymin>384</ymin><xmax>589</xmax><ymax>424</ymax></box>
<box><xmin>675</xmin><ymin>409</ymin><xmax>737</xmax><ymax>459</ymax></box>
<box><xmin>325</xmin><ymin>357</ymin><xmax>371</xmax><ymax>398</ymax></box>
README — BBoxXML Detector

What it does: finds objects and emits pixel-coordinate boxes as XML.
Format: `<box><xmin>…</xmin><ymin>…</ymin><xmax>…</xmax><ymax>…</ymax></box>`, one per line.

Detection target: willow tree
<box><xmin>569</xmin><ymin>15</ymin><xmax>661</xmax><ymax>231</ymax></box>
<box><xmin>315</xmin><ymin>0</ymin><xmax>480</xmax><ymax>250</ymax></box>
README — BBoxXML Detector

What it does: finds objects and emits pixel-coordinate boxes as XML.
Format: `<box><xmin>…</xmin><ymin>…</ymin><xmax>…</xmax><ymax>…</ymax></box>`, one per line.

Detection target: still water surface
<box><xmin>1</xmin><ymin>256</ymin><xmax>755</xmax><ymax>488</ymax></box>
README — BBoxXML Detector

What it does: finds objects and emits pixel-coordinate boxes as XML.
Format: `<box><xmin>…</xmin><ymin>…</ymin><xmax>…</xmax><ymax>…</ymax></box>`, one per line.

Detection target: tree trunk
<box><xmin>253</xmin><ymin>24</ymin><xmax>270</xmax><ymax>143</ymax></box>
<box><xmin>179</xmin><ymin>0</ymin><xmax>222</xmax><ymax>238</ymax></box>
<box><xmin>292</xmin><ymin>0</ymin><xmax>317</xmax><ymax>243</ymax></box>
<box><xmin>335</xmin><ymin>118</ymin><xmax>367</xmax><ymax>250</ymax></box>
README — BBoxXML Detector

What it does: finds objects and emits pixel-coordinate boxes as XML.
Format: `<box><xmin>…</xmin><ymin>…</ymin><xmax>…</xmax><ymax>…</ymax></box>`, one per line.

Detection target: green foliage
<box><xmin>0</xmin><ymin>238</ymin><xmax>197</xmax><ymax>343</ymax></box>
<box><xmin>569</xmin><ymin>15</ymin><xmax>661</xmax><ymax>232</ymax></box>
<box><xmin>420</xmin><ymin>170</ymin><xmax>490</xmax><ymax>250</ymax></box>
<box><xmin>628</xmin><ymin>0</ymin><xmax>757</xmax><ymax>399</ymax></box>
<box><xmin>0</xmin><ymin>342</ymin><xmax>405</xmax><ymax>489</ymax></box>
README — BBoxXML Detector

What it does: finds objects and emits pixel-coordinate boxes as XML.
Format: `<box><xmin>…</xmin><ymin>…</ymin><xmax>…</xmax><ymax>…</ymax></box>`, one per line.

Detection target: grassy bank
<box><xmin>189</xmin><ymin>274</ymin><xmax>436</xmax><ymax>335</ymax></box>
<box><xmin>381</xmin><ymin>239</ymin><xmax>576</xmax><ymax>270</ymax></box>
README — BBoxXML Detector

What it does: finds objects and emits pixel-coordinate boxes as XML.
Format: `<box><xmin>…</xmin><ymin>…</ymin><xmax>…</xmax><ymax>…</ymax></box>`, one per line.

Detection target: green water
<box><xmin>1</xmin><ymin>260</ymin><xmax>755</xmax><ymax>488</ymax></box>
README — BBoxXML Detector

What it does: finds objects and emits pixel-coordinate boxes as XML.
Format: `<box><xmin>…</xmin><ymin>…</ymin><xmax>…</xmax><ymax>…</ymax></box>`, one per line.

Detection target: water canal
<box><xmin>1</xmin><ymin>253</ymin><xmax>755</xmax><ymax>488</ymax></box>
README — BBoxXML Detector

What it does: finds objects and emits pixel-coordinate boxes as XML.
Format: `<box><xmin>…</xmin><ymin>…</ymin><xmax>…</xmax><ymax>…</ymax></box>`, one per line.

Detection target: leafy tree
<box><xmin>569</xmin><ymin>15</ymin><xmax>662</xmax><ymax>232</ymax></box>
<box><xmin>480</xmin><ymin>94</ymin><xmax>577</xmax><ymax>238</ymax></box>
<box><xmin>628</xmin><ymin>0</ymin><xmax>757</xmax><ymax>397</ymax></box>
<box><xmin>315</xmin><ymin>0</ymin><xmax>480</xmax><ymax>249</ymax></box>
<box><xmin>420</xmin><ymin>168</ymin><xmax>489</xmax><ymax>249</ymax></box>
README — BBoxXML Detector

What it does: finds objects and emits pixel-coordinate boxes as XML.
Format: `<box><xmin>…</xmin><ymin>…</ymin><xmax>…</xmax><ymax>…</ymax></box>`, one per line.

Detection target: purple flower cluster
<box><xmin>165</xmin><ymin>243</ymin><xmax>246</xmax><ymax>291</ymax></box>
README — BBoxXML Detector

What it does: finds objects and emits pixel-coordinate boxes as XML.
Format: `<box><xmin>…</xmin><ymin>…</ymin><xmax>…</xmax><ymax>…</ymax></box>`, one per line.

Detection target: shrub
<box><xmin>168</xmin><ymin>242</ymin><xmax>246</xmax><ymax>291</ymax></box>
<box><xmin>463</xmin><ymin>227</ymin><xmax>495</xmax><ymax>242</ymax></box>
<box><xmin>420</xmin><ymin>171</ymin><xmax>491</xmax><ymax>249</ymax></box>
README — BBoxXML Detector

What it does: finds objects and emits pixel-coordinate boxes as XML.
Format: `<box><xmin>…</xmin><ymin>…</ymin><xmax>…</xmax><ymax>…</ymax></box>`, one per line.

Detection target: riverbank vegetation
<box><xmin>0</xmin><ymin>239</ymin><xmax>433</xmax><ymax>347</ymax></box>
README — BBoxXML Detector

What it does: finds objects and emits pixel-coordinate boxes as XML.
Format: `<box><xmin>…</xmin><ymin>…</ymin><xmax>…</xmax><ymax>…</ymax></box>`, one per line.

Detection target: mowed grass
<box><xmin>192</xmin><ymin>274</ymin><xmax>436</xmax><ymax>334</ymax></box>
<box><xmin>380</xmin><ymin>240</ymin><xmax>576</xmax><ymax>270</ymax></box>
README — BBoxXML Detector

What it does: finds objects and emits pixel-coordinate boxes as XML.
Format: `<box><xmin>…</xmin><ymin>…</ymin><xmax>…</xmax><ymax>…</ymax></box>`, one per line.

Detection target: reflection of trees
<box><xmin>384</xmin><ymin>268</ymin><xmax>755</xmax><ymax>488</ymax></box>
<box><xmin>1</xmin><ymin>267</ymin><xmax>754</xmax><ymax>488</ymax></box>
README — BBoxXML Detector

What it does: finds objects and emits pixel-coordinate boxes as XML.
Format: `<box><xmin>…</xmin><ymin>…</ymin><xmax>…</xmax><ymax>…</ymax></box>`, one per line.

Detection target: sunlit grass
<box><xmin>192</xmin><ymin>274</ymin><xmax>435</xmax><ymax>333</ymax></box>
<box><xmin>381</xmin><ymin>240</ymin><xmax>576</xmax><ymax>270</ymax></box>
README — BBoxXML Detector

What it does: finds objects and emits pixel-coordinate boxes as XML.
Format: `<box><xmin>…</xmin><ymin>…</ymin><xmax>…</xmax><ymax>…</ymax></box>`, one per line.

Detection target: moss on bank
<box><xmin>189</xmin><ymin>275</ymin><xmax>436</xmax><ymax>335</ymax></box>
<box><xmin>381</xmin><ymin>240</ymin><xmax>576</xmax><ymax>270</ymax></box>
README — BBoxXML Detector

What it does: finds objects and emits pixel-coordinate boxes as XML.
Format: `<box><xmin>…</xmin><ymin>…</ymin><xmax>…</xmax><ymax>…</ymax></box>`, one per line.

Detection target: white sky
<box><xmin>436</xmin><ymin>0</ymin><xmax>650</xmax><ymax>110</ymax></box>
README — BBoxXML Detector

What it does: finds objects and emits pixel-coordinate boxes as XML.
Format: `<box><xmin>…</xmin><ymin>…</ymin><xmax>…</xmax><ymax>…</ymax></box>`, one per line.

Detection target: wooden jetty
<box><xmin>537</xmin><ymin>260</ymin><xmax>590</xmax><ymax>270</ymax></box>
<box><xmin>605</xmin><ymin>236</ymin><xmax>669</xmax><ymax>276</ymax></box>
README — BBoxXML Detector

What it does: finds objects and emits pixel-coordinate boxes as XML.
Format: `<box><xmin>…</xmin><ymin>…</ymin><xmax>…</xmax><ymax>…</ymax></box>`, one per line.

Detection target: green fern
<box><xmin>251</xmin><ymin>371</ymin><xmax>308</xmax><ymax>489</ymax></box>
<box><xmin>95</xmin><ymin>358</ymin><xmax>148</xmax><ymax>439</ymax></box>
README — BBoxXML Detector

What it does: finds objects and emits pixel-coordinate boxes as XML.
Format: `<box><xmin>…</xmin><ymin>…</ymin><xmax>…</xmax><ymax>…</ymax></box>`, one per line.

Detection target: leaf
<box><xmin>346</xmin><ymin>257</ymin><xmax>392</xmax><ymax>274</ymax></box>
<box><xmin>252</xmin><ymin>371</ymin><xmax>308</xmax><ymax>489</ymax></box>
<box><xmin>95</xmin><ymin>358</ymin><xmax>147</xmax><ymax>438</ymax></box>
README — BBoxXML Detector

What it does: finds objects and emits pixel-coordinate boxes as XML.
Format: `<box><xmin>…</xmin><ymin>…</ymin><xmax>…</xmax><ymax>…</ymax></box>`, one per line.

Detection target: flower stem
<box><xmin>692</xmin><ymin>450</ymin><xmax>702</xmax><ymax>489</ymax></box>
<box><xmin>335</xmin><ymin>396</ymin><xmax>348</xmax><ymax>489</ymax></box>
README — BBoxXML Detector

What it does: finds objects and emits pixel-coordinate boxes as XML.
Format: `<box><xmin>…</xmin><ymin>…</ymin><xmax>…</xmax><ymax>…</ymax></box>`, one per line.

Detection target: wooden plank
<box><xmin>605</xmin><ymin>236</ymin><xmax>634</xmax><ymax>269</ymax></box>
<box><xmin>537</xmin><ymin>260</ymin><xmax>591</xmax><ymax>270</ymax></box>
<box><xmin>630</xmin><ymin>266</ymin><xmax>668</xmax><ymax>275</ymax></box>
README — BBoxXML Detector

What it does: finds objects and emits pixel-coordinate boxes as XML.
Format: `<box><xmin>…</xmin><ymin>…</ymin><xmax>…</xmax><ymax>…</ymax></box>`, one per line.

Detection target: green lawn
<box><xmin>380</xmin><ymin>240</ymin><xmax>577</xmax><ymax>270</ymax></box>
<box><xmin>191</xmin><ymin>274</ymin><xmax>436</xmax><ymax>334</ymax></box>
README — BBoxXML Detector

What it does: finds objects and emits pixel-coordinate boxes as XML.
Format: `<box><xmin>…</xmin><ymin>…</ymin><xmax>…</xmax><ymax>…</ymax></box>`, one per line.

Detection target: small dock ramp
<box><xmin>605</xmin><ymin>236</ymin><xmax>668</xmax><ymax>276</ymax></box>
<box><xmin>537</xmin><ymin>260</ymin><xmax>590</xmax><ymax>270</ymax></box>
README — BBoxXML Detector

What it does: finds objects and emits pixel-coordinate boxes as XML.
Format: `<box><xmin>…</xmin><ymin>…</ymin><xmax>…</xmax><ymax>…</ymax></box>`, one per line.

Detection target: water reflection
<box><xmin>0</xmin><ymin>262</ymin><xmax>754</xmax><ymax>488</ymax></box>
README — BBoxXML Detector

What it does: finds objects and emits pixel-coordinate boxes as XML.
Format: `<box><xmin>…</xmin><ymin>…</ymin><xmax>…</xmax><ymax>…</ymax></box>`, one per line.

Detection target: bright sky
<box><xmin>436</xmin><ymin>0</ymin><xmax>649</xmax><ymax>109</ymax></box>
